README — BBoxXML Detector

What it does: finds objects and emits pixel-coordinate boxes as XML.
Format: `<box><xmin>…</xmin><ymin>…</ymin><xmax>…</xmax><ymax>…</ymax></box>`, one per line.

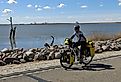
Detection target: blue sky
<box><xmin>0</xmin><ymin>0</ymin><xmax>121</xmax><ymax>24</ymax></box>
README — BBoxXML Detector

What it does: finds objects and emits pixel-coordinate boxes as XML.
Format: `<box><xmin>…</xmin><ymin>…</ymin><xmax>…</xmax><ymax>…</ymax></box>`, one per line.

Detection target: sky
<box><xmin>0</xmin><ymin>0</ymin><xmax>121</xmax><ymax>24</ymax></box>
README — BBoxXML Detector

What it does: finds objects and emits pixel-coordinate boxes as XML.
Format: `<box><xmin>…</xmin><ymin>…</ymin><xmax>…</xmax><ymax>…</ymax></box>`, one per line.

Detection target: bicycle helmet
<box><xmin>74</xmin><ymin>25</ymin><xmax>80</xmax><ymax>30</ymax></box>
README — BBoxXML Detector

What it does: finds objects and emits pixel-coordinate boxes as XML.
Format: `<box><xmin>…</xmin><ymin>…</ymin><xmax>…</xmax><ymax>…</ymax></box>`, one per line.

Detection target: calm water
<box><xmin>0</xmin><ymin>23</ymin><xmax>121</xmax><ymax>49</ymax></box>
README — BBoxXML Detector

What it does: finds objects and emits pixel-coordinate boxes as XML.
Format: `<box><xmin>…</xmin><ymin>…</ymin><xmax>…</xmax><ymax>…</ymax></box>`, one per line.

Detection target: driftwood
<box><xmin>8</xmin><ymin>17</ymin><xmax>17</xmax><ymax>49</ymax></box>
<box><xmin>44</xmin><ymin>36</ymin><xmax>55</xmax><ymax>48</ymax></box>
<box><xmin>13</xmin><ymin>27</ymin><xmax>17</xmax><ymax>48</ymax></box>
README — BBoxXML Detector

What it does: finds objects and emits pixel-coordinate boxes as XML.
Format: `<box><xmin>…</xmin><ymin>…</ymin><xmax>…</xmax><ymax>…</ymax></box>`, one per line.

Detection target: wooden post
<box><xmin>10</xmin><ymin>17</ymin><xmax>13</xmax><ymax>30</ymax></box>
<box><xmin>8</xmin><ymin>17</ymin><xmax>14</xmax><ymax>49</ymax></box>
<box><xmin>13</xmin><ymin>27</ymin><xmax>17</xmax><ymax>48</ymax></box>
<box><xmin>9</xmin><ymin>28</ymin><xmax>13</xmax><ymax>49</ymax></box>
<box><xmin>10</xmin><ymin>17</ymin><xmax>13</xmax><ymax>49</ymax></box>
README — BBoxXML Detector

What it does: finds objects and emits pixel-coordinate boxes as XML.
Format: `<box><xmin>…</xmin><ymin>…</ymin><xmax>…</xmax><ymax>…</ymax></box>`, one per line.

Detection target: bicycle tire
<box><xmin>82</xmin><ymin>49</ymin><xmax>94</xmax><ymax>65</ymax></box>
<box><xmin>60</xmin><ymin>51</ymin><xmax>75</xmax><ymax>69</ymax></box>
<box><xmin>82</xmin><ymin>55</ymin><xmax>94</xmax><ymax>65</ymax></box>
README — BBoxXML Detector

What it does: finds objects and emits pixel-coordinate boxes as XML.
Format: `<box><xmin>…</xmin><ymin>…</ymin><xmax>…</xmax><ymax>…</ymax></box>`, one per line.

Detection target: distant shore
<box><xmin>0</xmin><ymin>21</ymin><xmax>121</xmax><ymax>26</ymax></box>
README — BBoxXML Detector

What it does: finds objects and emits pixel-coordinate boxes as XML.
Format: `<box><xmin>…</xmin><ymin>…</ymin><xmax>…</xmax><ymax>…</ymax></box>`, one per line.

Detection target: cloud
<box><xmin>7</xmin><ymin>0</ymin><xmax>17</xmax><ymax>4</ymax></box>
<box><xmin>57</xmin><ymin>3</ymin><xmax>65</xmax><ymax>8</ymax></box>
<box><xmin>2</xmin><ymin>9</ymin><xmax>12</xmax><ymax>15</ymax></box>
<box><xmin>43</xmin><ymin>6</ymin><xmax>51</xmax><ymax>9</ymax></box>
<box><xmin>35</xmin><ymin>5</ymin><xmax>38</xmax><ymax>8</ymax></box>
<box><xmin>35</xmin><ymin>5</ymin><xmax>41</xmax><ymax>8</ymax></box>
<box><xmin>99</xmin><ymin>4</ymin><xmax>103</xmax><ymax>7</ymax></box>
<box><xmin>119</xmin><ymin>2</ymin><xmax>121</xmax><ymax>6</ymax></box>
<box><xmin>81</xmin><ymin>5</ymin><xmax>88</xmax><ymax>8</ymax></box>
<box><xmin>34</xmin><ymin>5</ymin><xmax>42</xmax><ymax>11</ymax></box>
<box><xmin>118</xmin><ymin>0</ymin><xmax>121</xmax><ymax>6</ymax></box>
<box><xmin>27</xmin><ymin>4</ymin><xmax>32</xmax><ymax>8</ymax></box>
<box><xmin>37</xmin><ymin>8</ymin><xmax>42</xmax><ymax>11</ymax></box>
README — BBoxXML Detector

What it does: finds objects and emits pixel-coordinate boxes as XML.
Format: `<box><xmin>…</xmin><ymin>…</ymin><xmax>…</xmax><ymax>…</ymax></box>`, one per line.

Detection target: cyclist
<box><xmin>70</xmin><ymin>25</ymin><xmax>87</xmax><ymax>62</ymax></box>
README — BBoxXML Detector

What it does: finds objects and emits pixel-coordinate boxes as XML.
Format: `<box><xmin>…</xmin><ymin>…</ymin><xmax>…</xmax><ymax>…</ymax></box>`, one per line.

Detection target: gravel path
<box><xmin>0</xmin><ymin>51</ymin><xmax>121</xmax><ymax>75</ymax></box>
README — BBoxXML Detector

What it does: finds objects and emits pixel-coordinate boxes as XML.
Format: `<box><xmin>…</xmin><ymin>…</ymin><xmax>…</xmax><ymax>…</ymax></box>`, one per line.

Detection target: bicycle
<box><xmin>60</xmin><ymin>38</ymin><xmax>95</xmax><ymax>69</ymax></box>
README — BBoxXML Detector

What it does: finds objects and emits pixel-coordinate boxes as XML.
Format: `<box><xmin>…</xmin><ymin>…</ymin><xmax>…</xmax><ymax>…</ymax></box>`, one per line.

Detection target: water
<box><xmin>0</xmin><ymin>23</ymin><xmax>121</xmax><ymax>49</ymax></box>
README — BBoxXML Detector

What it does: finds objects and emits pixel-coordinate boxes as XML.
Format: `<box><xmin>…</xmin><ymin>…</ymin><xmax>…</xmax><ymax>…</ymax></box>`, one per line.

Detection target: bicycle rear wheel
<box><xmin>82</xmin><ymin>55</ymin><xmax>94</xmax><ymax>65</ymax></box>
<box><xmin>82</xmin><ymin>49</ymin><xmax>94</xmax><ymax>65</ymax></box>
<box><xmin>60</xmin><ymin>51</ymin><xmax>75</xmax><ymax>69</ymax></box>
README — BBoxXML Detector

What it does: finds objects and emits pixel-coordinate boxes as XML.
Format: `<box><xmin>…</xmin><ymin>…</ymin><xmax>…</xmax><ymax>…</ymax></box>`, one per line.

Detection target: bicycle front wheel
<box><xmin>60</xmin><ymin>51</ymin><xmax>75</xmax><ymax>69</ymax></box>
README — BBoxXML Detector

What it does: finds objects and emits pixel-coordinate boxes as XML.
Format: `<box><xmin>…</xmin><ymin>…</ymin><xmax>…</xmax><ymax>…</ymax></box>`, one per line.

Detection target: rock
<box><xmin>24</xmin><ymin>51</ymin><xmax>35</xmax><ymax>62</ymax></box>
<box><xmin>48</xmin><ymin>47</ymin><xmax>55</xmax><ymax>52</ymax></box>
<box><xmin>117</xmin><ymin>44</ymin><xmax>121</xmax><ymax>50</ymax></box>
<box><xmin>16</xmin><ymin>53</ymin><xmax>23</xmax><ymax>59</ymax></box>
<box><xmin>95</xmin><ymin>41</ymin><xmax>101</xmax><ymax>46</ymax></box>
<box><xmin>55</xmin><ymin>52</ymin><xmax>61</xmax><ymax>59</ymax></box>
<box><xmin>25</xmin><ymin>51</ymin><xmax>33</xmax><ymax>56</ymax></box>
<box><xmin>22</xmin><ymin>53</ymin><xmax>27</xmax><ymax>59</ymax></box>
<box><xmin>95</xmin><ymin>46</ymin><xmax>103</xmax><ymax>53</ymax></box>
<box><xmin>33</xmin><ymin>53</ymin><xmax>39</xmax><ymax>61</ymax></box>
<box><xmin>58</xmin><ymin>45</ymin><xmax>64</xmax><ymax>49</ymax></box>
<box><xmin>13</xmin><ymin>60</ymin><xmax>21</xmax><ymax>64</ymax></box>
<box><xmin>47</xmin><ymin>51</ymin><xmax>55</xmax><ymax>60</ymax></box>
<box><xmin>3</xmin><ymin>57</ymin><xmax>20</xmax><ymax>64</ymax></box>
<box><xmin>37</xmin><ymin>54</ymin><xmax>47</xmax><ymax>60</ymax></box>
<box><xmin>53</xmin><ymin>45</ymin><xmax>58</xmax><ymax>49</ymax></box>
<box><xmin>102</xmin><ymin>45</ymin><xmax>111</xmax><ymax>51</ymax></box>
<box><xmin>41</xmin><ymin>50</ymin><xmax>50</xmax><ymax>56</ymax></box>
<box><xmin>110</xmin><ymin>43</ymin><xmax>120</xmax><ymax>51</ymax></box>
<box><xmin>36</xmin><ymin>48</ymin><xmax>42</xmax><ymax>52</ymax></box>
<box><xmin>11</xmin><ymin>53</ymin><xmax>17</xmax><ymax>58</ymax></box>
<box><xmin>1</xmin><ymin>48</ymin><xmax>9</xmax><ymax>53</ymax></box>
<box><xmin>0</xmin><ymin>60</ymin><xmax>6</xmax><ymax>66</ymax></box>
<box><xmin>0</xmin><ymin>53</ymin><xmax>6</xmax><ymax>60</ymax></box>
<box><xmin>116</xmin><ymin>38</ymin><xmax>121</xmax><ymax>42</ymax></box>
<box><xmin>28</xmin><ymin>48</ymin><xmax>37</xmax><ymax>52</ymax></box>
<box><xmin>40</xmin><ymin>48</ymin><xmax>46</xmax><ymax>53</ymax></box>
<box><xmin>24</xmin><ymin>56</ymin><xmax>33</xmax><ymax>62</ymax></box>
<box><xmin>102</xmin><ymin>45</ymin><xmax>107</xmax><ymax>51</ymax></box>
<box><xmin>94</xmin><ymin>39</ymin><xmax>121</xmax><ymax>52</ymax></box>
<box><xmin>20</xmin><ymin>59</ymin><xmax>26</xmax><ymax>63</ymax></box>
<box><xmin>13</xmin><ymin>48</ymin><xmax>20</xmax><ymax>51</ymax></box>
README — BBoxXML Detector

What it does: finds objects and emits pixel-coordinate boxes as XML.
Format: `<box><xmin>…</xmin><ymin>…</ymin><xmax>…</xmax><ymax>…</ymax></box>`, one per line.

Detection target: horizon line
<box><xmin>0</xmin><ymin>21</ymin><xmax>121</xmax><ymax>25</ymax></box>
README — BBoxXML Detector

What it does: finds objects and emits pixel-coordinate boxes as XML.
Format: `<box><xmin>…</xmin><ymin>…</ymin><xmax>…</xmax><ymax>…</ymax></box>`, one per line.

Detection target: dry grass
<box><xmin>113</xmin><ymin>32</ymin><xmax>121</xmax><ymax>40</ymax></box>
<box><xmin>87</xmin><ymin>32</ymin><xmax>121</xmax><ymax>41</ymax></box>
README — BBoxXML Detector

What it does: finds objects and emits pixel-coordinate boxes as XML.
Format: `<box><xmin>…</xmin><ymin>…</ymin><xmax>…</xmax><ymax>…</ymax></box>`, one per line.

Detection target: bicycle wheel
<box><xmin>60</xmin><ymin>51</ymin><xmax>75</xmax><ymax>69</ymax></box>
<box><xmin>82</xmin><ymin>49</ymin><xmax>94</xmax><ymax>65</ymax></box>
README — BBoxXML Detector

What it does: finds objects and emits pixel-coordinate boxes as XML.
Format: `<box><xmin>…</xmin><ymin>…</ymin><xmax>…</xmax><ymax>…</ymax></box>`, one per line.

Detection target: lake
<box><xmin>0</xmin><ymin>23</ymin><xmax>121</xmax><ymax>49</ymax></box>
